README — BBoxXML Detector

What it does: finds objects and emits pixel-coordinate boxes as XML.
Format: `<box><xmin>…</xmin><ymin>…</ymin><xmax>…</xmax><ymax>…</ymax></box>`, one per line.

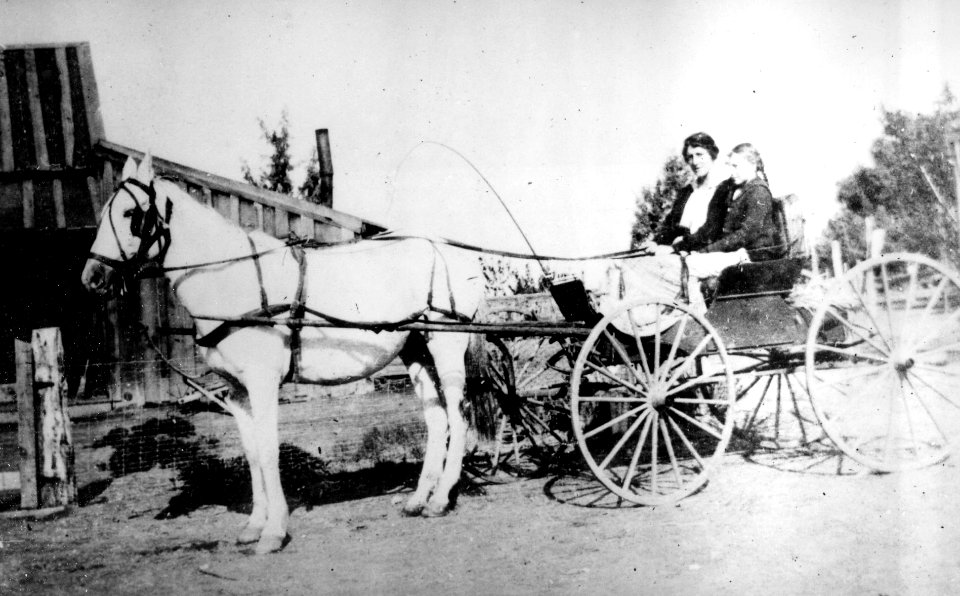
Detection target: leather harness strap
<box><xmin>284</xmin><ymin>245</ymin><xmax>308</xmax><ymax>383</ymax></box>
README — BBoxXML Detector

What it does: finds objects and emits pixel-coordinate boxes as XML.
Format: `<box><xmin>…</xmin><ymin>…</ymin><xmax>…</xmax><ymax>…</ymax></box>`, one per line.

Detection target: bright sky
<box><xmin>3</xmin><ymin>0</ymin><xmax>959</xmax><ymax>256</ymax></box>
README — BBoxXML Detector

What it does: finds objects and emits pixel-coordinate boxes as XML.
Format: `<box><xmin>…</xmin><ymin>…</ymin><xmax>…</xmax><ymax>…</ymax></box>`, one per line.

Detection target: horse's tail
<box><xmin>463</xmin><ymin>310</ymin><xmax>501</xmax><ymax>442</ymax></box>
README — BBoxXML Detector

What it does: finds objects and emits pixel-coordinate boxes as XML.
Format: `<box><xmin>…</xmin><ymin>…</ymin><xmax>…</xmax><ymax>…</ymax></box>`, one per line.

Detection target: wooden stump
<box><xmin>18</xmin><ymin>328</ymin><xmax>76</xmax><ymax>509</ymax></box>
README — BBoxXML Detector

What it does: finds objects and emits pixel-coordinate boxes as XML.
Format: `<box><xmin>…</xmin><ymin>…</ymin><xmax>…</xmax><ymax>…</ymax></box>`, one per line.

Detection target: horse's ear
<box><xmin>137</xmin><ymin>151</ymin><xmax>156</xmax><ymax>182</ymax></box>
<box><xmin>121</xmin><ymin>156</ymin><xmax>138</xmax><ymax>181</ymax></box>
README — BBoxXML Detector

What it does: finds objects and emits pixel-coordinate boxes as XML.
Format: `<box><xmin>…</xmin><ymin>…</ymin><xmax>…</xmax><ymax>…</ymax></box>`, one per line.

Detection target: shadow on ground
<box><xmin>82</xmin><ymin>414</ymin><xmax>494</xmax><ymax>519</ymax></box>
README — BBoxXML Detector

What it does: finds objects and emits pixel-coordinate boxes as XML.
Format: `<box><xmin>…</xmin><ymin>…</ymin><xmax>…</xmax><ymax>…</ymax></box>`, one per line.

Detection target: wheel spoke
<box><xmin>822</xmin><ymin>306</ymin><xmax>891</xmax><ymax>356</ymax></box>
<box><xmin>666</xmin><ymin>373</ymin><xmax>728</xmax><ymax>400</ymax></box>
<box><xmin>903</xmin><ymin>374</ymin><xmax>950</xmax><ymax>449</ymax></box>
<box><xmin>516</xmin><ymin>363</ymin><xmax>559</xmax><ymax>393</ymax></box>
<box><xmin>519</xmin><ymin>405</ymin><xmax>568</xmax><ymax>445</ymax></box>
<box><xmin>907</xmin><ymin>369</ymin><xmax>960</xmax><ymax>413</ymax></box>
<box><xmin>583</xmin><ymin>404</ymin><xmax>648</xmax><ymax>440</ymax></box>
<box><xmin>811</xmin><ymin>343</ymin><xmax>888</xmax><ymax>364</ymax></box>
<box><xmin>582</xmin><ymin>359</ymin><xmax>646</xmax><ymax>395</ymax></box>
<box><xmin>879</xmin><ymin>261</ymin><xmax>896</xmax><ymax>343</ymax></box>
<box><xmin>895</xmin><ymin>376</ymin><xmax>920</xmax><ymax>460</ymax></box>
<box><xmin>907</xmin><ymin>275</ymin><xmax>952</xmax><ymax>349</ymax></box>
<box><xmin>809</xmin><ymin>361</ymin><xmax>888</xmax><ymax>387</ymax></box>
<box><xmin>650</xmin><ymin>414</ymin><xmax>660</xmax><ymax>495</ymax></box>
<box><xmin>736</xmin><ymin>374</ymin><xmax>763</xmax><ymax>401</ymax></box>
<box><xmin>846</xmin><ymin>274</ymin><xmax>894</xmax><ymax>353</ymax></box>
<box><xmin>659</xmin><ymin>417</ymin><xmax>684</xmax><ymax>489</ymax></box>
<box><xmin>628</xmin><ymin>309</ymin><xmax>653</xmax><ymax>380</ymax></box>
<box><xmin>657</xmin><ymin>314</ymin><xmax>690</xmax><ymax>384</ymax></box>
<box><xmin>666</xmin><ymin>415</ymin><xmax>707</xmax><ymax>469</ymax></box>
<box><xmin>881</xmin><ymin>377</ymin><xmax>899</xmax><ymax>467</ymax></box>
<box><xmin>620</xmin><ymin>413</ymin><xmax>655</xmax><ymax>491</ymax></box>
<box><xmin>597</xmin><ymin>408</ymin><xmax>651</xmax><ymax>471</ymax></box>
<box><xmin>602</xmin><ymin>329</ymin><xmax>645</xmax><ymax>387</ymax></box>
<box><xmin>664</xmin><ymin>335</ymin><xmax>715</xmax><ymax>389</ymax></box>
<box><xmin>783</xmin><ymin>373</ymin><xmax>812</xmax><ymax>444</ymax></box>
<box><xmin>899</xmin><ymin>262</ymin><xmax>920</xmax><ymax>344</ymax></box>
<box><xmin>666</xmin><ymin>405</ymin><xmax>724</xmax><ymax>441</ymax></box>
<box><xmin>577</xmin><ymin>395</ymin><xmax>646</xmax><ymax>403</ymax></box>
<box><xmin>813</xmin><ymin>365</ymin><xmax>892</xmax><ymax>402</ymax></box>
<box><xmin>742</xmin><ymin>375</ymin><xmax>776</xmax><ymax>435</ymax></box>
<box><xmin>654</xmin><ymin>308</ymin><xmax>662</xmax><ymax>379</ymax></box>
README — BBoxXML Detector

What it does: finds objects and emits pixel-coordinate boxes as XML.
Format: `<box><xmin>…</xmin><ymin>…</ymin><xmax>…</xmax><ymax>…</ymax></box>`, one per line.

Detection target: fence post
<box><xmin>16</xmin><ymin>339</ymin><xmax>39</xmax><ymax>510</ymax></box>
<box><xmin>31</xmin><ymin>328</ymin><xmax>76</xmax><ymax>508</ymax></box>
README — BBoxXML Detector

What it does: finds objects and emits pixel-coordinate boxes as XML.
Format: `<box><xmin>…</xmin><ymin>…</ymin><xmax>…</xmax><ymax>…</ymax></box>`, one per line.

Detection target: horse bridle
<box><xmin>89</xmin><ymin>178</ymin><xmax>174</xmax><ymax>283</ymax></box>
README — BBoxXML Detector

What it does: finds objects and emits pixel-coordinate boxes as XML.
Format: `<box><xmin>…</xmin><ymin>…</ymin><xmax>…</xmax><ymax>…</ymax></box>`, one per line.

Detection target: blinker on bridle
<box><xmin>88</xmin><ymin>178</ymin><xmax>174</xmax><ymax>290</ymax></box>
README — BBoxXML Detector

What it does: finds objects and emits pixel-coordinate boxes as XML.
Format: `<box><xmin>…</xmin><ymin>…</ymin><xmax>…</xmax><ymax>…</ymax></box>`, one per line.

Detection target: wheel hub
<box><xmin>891</xmin><ymin>347</ymin><xmax>915</xmax><ymax>376</ymax></box>
<box><xmin>647</xmin><ymin>382</ymin><xmax>668</xmax><ymax>408</ymax></box>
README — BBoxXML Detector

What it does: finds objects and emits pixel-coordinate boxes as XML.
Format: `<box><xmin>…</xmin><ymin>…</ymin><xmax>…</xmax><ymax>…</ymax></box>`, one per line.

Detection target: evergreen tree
<box><xmin>241</xmin><ymin>111</ymin><xmax>294</xmax><ymax>195</ymax></box>
<box><xmin>630</xmin><ymin>154</ymin><xmax>690</xmax><ymax>249</ymax></box>
<box><xmin>299</xmin><ymin>148</ymin><xmax>321</xmax><ymax>200</ymax></box>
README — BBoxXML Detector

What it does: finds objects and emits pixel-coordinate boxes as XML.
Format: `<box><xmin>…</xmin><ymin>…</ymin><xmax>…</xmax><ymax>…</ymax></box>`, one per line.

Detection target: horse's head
<box><xmin>81</xmin><ymin>153</ymin><xmax>174</xmax><ymax>296</ymax></box>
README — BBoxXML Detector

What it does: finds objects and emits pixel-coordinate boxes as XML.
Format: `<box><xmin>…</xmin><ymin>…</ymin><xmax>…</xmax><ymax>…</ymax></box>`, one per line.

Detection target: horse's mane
<box><xmin>155</xmin><ymin>177</ymin><xmax>283</xmax><ymax>248</ymax></box>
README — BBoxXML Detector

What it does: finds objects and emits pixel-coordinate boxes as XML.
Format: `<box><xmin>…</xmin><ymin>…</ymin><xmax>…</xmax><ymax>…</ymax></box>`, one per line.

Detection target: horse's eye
<box><xmin>121</xmin><ymin>209</ymin><xmax>135</xmax><ymax>218</ymax></box>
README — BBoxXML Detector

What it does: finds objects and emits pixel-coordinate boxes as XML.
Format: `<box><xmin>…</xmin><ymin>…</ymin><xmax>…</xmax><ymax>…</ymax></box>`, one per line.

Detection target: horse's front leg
<box><xmin>422</xmin><ymin>332</ymin><xmax>471</xmax><ymax>517</ymax></box>
<box><xmin>400</xmin><ymin>352</ymin><xmax>447</xmax><ymax>517</ymax></box>
<box><xmin>230</xmin><ymin>407</ymin><xmax>268</xmax><ymax>545</ymax></box>
<box><xmin>243</xmin><ymin>373</ymin><xmax>289</xmax><ymax>554</ymax></box>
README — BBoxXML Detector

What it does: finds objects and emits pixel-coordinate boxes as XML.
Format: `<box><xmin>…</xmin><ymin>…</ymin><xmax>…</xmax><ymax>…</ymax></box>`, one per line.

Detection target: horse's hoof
<box><xmin>421</xmin><ymin>502</ymin><xmax>450</xmax><ymax>518</ymax></box>
<box><xmin>254</xmin><ymin>533</ymin><xmax>289</xmax><ymax>555</ymax></box>
<box><xmin>236</xmin><ymin>525</ymin><xmax>262</xmax><ymax>545</ymax></box>
<box><xmin>401</xmin><ymin>502</ymin><xmax>424</xmax><ymax>517</ymax></box>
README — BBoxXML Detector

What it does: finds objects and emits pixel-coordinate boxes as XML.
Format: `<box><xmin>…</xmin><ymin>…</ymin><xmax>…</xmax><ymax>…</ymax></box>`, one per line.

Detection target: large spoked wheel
<box><xmin>570</xmin><ymin>298</ymin><xmax>736</xmax><ymax>505</ymax></box>
<box><xmin>481</xmin><ymin>308</ymin><xmax>573</xmax><ymax>472</ymax></box>
<box><xmin>805</xmin><ymin>253</ymin><xmax>960</xmax><ymax>471</ymax></box>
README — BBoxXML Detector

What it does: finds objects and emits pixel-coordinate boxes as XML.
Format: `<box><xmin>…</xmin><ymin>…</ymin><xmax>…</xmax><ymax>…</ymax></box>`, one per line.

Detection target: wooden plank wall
<box><xmin>0</xmin><ymin>43</ymin><xmax>103</xmax><ymax>230</ymax></box>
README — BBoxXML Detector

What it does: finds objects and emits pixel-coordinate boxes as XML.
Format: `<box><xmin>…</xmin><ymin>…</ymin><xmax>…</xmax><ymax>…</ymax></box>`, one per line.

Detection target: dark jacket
<box><xmin>654</xmin><ymin>179</ymin><xmax>733</xmax><ymax>251</ymax></box>
<box><xmin>704</xmin><ymin>177</ymin><xmax>784</xmax><ymax>261</ymax></box>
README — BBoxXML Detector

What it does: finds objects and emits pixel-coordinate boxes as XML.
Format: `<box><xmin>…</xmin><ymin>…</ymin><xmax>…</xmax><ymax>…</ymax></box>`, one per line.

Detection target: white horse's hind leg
<box><xmin>422</xmin><ymin>332</ymin><xmax>471</xmax><ymax>517</ymax></box>
<box><xmin>243</xmin><ymin>373</ymin><xmax>289</xmax><ymax>554</ymax></box>
<box><xmin>400</xmin><ymin>342</ymin><xmax>446</xmax><ymax>516</ymax></box>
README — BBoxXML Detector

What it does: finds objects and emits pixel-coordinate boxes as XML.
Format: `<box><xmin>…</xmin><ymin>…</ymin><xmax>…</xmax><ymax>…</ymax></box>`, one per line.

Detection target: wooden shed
<box><xmin>0</xmin><ymin>43</ymin><xmax>385</xmax><ymax>412</ymax></box>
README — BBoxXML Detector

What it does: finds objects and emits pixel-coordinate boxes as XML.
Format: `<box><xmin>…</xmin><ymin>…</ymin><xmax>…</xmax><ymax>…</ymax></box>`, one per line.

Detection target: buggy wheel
<box><xmin>805</xmin><ymin>253</ymin><xmax>960</xmax><ymax>471</ymax></box>
<box><xmin>480</xmin><ymin>308</ymin><xmax>573</xmax><ymax>472</ymax></box>
<box><xmin>570</xmin><ymin>298</ymin><xmax>736</xmax><ymax>505</ymax></box>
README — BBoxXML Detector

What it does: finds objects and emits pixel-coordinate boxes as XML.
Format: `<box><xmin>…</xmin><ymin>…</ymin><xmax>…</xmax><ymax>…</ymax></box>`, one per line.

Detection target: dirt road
<box><xmin>3</xmin><ymin>446</ymin><xmax>959</xmax><ymax>595</ymax></box>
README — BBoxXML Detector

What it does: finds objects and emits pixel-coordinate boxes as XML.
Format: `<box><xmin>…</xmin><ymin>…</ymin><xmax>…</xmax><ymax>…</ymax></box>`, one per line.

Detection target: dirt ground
<box><xmin>3</xmin><ymin>434</ymin><xmax>960</xmax><ymax>596</ymax></box>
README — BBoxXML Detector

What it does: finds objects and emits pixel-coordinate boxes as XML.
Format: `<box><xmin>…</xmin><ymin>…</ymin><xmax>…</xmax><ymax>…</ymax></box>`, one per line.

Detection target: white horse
<box><xmin>81</xmin><ymin>155</ymin><xmax>483</xmax><ymax>554</ymax></box>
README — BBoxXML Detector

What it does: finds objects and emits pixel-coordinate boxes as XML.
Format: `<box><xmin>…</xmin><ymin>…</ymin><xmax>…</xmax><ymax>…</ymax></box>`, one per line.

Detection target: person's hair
<box><xmin>730</xmin><ymin>142</ymin><xmax>768</xmax><ymax>182</ymax></box>
<box><xmin>682</xmin><ymin>132</ymin><xmax>719</xmax><ymax>161</ymax></box>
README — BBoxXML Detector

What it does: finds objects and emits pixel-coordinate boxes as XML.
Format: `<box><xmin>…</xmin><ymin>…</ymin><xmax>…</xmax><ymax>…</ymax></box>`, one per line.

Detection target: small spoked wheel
<box><xmin>570</xmin><ymin>298</ymin><xmax>736</xmax><ymax>505</ymax></box>
<box><xmin>732</xmin><ymin>367</ymin><xmax>826</xmax><ymax>451</ymax></box>
<box><xmin>480</xmin><ymin>308</ymin><xmax>573</xmax><ymax>473</ymax></box>
<box><xmin>805</xmin><ymin>253</ymin><xmax>960</xmax><ymax>471</ymax></box>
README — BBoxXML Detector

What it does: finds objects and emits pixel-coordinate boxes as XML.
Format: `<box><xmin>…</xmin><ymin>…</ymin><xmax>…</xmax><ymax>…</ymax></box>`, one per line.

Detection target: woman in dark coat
<box><xmin>703</xmin><ymin>143</ymin><xmax>785</xmax><ymax>261</ymax></box>
<box><xmin>654</xmin><ymin>132</ymin><xmax>734</xmax><ymax>252</ymax></box>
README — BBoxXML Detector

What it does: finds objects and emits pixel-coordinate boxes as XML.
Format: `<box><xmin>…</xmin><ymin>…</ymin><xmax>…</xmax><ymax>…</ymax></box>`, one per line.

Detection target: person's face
<box><xmin>684</xmin><ymin>146</ymin><xmax>714</xmax><ymax>179</ymax></box>
<box><xmin>727</xmin><ymin>152</ymin><xmax>757</xmax><ymax>185</ymax></box>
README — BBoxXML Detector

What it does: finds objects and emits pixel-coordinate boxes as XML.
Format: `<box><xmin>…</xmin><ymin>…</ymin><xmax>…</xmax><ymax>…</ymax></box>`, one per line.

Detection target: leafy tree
<box><xmin>241</xmin><ymin>111</ymin><xmax>294</xmax><ymax>195</ymax></box>
<box><xmin>822</xmin><ymin>87</ymin><xmax>960</xmax><ymax>267</ymax></box>
<box><xmin>630</xmin><ymin>154</ymin><xmax>690</xmax><ymax>248</ymax></box>
<box><xmin>299</xmin><ymin>148</ymin><xmax>321</xmax><ymax>200</ymax></box>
